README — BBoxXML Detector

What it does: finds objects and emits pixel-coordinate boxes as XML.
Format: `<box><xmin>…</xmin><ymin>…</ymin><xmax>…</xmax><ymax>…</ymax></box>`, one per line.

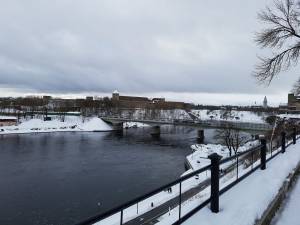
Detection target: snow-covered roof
<box><xmin>0</xmin><ymin>116</ymin><xmax>17</xmax><ymax>120</ymax></box>
<box><xmin>113</xmin><ymin>90</ymin><xmax>119</xmax><ymax>94</ymax></box>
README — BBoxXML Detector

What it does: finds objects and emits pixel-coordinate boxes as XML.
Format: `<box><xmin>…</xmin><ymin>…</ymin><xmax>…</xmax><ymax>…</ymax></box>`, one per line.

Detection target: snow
<box><xmin>191</xmin><ymin>110</ymin><xmax>268</xmax><ymax>123</ymax></box>
<box><xmin>81</xmin><ymin>117</ymin><xmax>112</xmax><ymax>131</ymax></box>
<box><xmin>114</xmin><ymin>109</ymin><xmax>191</xmax><ymax>121</ymax></box>
<box><xmin>123</xmin><ymin>122</ymin><xmax>149</xmax><ymax>129</ymax></box>
<box><xmin>0</xmin><ymin>116</ymin><xmax>112</xmax><ymax>134</ymax></box>
<box><xmin>277</xmin><ymin>114</ymin><xmax>300</xmax><ymax>119</ymax></box>
<box><xmin>186</xmin><ymin>141</ymin><xmax>259</xmax><ymax>171</ymax></box>
<box><xmin>65</xmin><ymin>111</ymin><xmax>81</xmax><ymax>115</ymax></box>
<box><xmin>0</xmin><ymin>115</ymin><xmax>17</xmax><ymax>120</ymax></box>
<box><xmin>271</xmin><ymin>176</ymin><xmax>300</xmax><ymax>225</ymax></box>
<box><xmin>93</xmin><ymin>172</ymin><xmax>212</xmax><ymax>225</ymax></box>
<box><xmin>156</xmin><ymin>141</ymin><xmax>300</xmax><ymax>225</ymax></box>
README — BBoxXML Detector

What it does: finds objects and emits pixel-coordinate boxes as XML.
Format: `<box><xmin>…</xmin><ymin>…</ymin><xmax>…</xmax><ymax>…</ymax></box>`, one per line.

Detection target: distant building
<box><xmin>263</xmin><ymin>96</ymin><xmax>268</xmax><ymax>108</ymax></box>
<box><xmin>111</xmin><ymin>91</ymin><xmax>188</xmax><ymax>109</ymax></box>
<box><xmin>279</xmin><ymin>103</ymin><xmax>289</xmax><ymax>111</ymax></box>
<box><xmin>0</xmin><ymin>116</ymin><xmax>17</xmax><ymax>127</ymax></box>
<box><xmin>43</xmin><ymin>96</ymin><xmax>52</xmax><ymax>101</ymax></box>
<box><xmin>86</xmin><ymin>96</ymin><xmax>94</xmax><ymax>101</ymax></box>
<box><xmin>288</xmin><ymin>93</ymin><xmax>300</xmax><ymax>110</ymax></box>
<box><xmin>119</xmin><ymin>95</ymin><xmax>149</xmax><ymax>102</ymax></box>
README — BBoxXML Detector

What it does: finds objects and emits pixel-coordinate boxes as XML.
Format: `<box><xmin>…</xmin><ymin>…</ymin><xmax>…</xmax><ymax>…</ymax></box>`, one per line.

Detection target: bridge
<box><xmin>101</xmin><ymin>116</ymin><xmax>272</xmax><ymax>133</ymax></box>
<box><xmin>101</xmin><ymin>116</ymin><xmax>272</xmax><ymax>140</ymax></box>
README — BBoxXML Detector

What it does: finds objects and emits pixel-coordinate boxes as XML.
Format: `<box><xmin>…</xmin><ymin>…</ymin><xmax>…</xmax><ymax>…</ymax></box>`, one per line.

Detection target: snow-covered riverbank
<box><xmin>191</xmin><ymin>110</ymin><xmax>268</xmax><ymax>123</ymax></box>
<box><xmin>0</xmin><ymin>117</ymin><xmax>113</xmax><ymax>134</ymax></box>
<box><xmin>183</xmin><ymin>141</ymin><xmax>259</xmax><ymax>175</ymax></box>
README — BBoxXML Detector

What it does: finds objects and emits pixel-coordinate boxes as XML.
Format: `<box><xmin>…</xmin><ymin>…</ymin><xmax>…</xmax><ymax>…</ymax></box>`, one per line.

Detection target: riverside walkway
<box><xmin>182</xmin><ymin>142</ymin><xmax>300</xmax><ymax>225</ymax></box>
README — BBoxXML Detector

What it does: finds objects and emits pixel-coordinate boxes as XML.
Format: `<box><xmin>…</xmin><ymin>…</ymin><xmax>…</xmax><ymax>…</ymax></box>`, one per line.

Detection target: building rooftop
<box><xmin>0</xmin><ymin>116</ymin><xmax>17</xmax><ymax>120</ymax></box>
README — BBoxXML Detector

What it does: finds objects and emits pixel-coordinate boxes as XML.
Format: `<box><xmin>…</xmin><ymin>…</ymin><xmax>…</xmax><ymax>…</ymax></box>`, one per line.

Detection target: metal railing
<box><xmin>101</xmin><ymin>116</ymin><xmax>272</xmax><ymax>131</ymax></box>
<box><xmin>76</xmin><ymin>129</ymin><xmax>298</xmax><ymax>225</ymax></box>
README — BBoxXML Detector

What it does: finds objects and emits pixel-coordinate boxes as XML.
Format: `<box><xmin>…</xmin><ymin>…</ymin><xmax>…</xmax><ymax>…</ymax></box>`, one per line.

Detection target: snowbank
<box><xmin>80</xmin><ymin>118</ymin><xmax>112</xmax><ymax>131</ymax></box>
<box><xmin>0</xmin><ymin>116</ymin><xmax>112</xmax><ymax>134</ymax></box>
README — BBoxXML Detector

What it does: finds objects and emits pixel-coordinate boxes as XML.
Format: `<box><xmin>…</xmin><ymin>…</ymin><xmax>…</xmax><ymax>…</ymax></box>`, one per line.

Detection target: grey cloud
<box><xmin>0</xmin><ymin>0</ymin><xmax>298</xmax><ymax>96</ymax></box>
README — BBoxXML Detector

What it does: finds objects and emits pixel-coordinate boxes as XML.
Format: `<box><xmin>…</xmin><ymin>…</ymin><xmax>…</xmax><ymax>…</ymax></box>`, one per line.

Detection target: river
<box><xmin>0</xmin><ymin>126</ymin><xmax>220</xmax><ymax>225</ymax></box>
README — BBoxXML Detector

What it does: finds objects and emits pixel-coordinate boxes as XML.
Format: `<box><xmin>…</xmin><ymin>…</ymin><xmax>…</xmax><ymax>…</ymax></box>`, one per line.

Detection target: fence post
<box><xmin>208</xmin><ymin>153</ymin><xmax>222</xmax><ymax>213</ymax></box>
<box><xmin>293</xmin><ymin>127</ymin><xmax>297</xmax><ymax>145</ymax></box>
<box><xmin>178</xmin><ymin>182</ymin><xmax>182</xmax><ymax>221</ymax></box>
<box><xmin>281</xmin><ymin>131</ymin><xmax>286</xmax><ymax>153</ymax></box>
<box><xmin>120</xmin><ymin>209</ymin><xmax>123</xmax><ymax>225</ymax></box>
<box><xmin>260</xmin><ymin>136</ymin><xmax>266</xmax><ymax>170</ymax></box>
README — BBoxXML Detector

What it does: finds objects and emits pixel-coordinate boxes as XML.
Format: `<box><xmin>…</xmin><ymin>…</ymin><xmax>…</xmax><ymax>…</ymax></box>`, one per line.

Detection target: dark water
<box><xmin>0</xmin><ymin>126</ymin><xmax>217</xmax><ymax>225</ymax></box>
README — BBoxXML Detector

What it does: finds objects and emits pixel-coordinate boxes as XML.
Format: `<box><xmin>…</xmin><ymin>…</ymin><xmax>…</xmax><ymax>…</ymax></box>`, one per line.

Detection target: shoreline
<box><xmin>0</xmin><ymin>117</ymin><xmax>114</xmax><ymax>136</ymax></box>
<box><xmin>183</xmin><ymin>140</ymin><xmax>259</xmax><ymax>175</ymax></box>
<box><xmin>0</xmin><ymin>119</ymin><xmax>149</xmax><ymax>136</ymax></box>
<box><xmin>0</xmin><ymin>129</ymin><xmax>115</xmax><ymax>136</ymax></box>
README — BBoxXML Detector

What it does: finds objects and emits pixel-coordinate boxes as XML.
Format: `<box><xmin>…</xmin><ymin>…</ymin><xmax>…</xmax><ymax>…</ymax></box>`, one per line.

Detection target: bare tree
<box><xmin>215</xmin><ymin>127</ymin><xmax>234</xmax><ymax>156</ymax></box>
<box><xmin>254</xmin><ymin>0</ymin><xmax>300</xmax><ymax>87</ymax></box>
<box><xmin>215</xmin><ymin>126</ymin><xmax>247</xmax><ymax>156</ymax></box>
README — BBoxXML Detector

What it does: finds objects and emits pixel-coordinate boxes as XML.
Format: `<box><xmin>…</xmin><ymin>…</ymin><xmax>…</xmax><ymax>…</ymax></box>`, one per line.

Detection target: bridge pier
<box><xmin>112</xmin><ymin>122</ymin><xmax>123</xmax><ymax>131</ymax></box>
<box><xmin>150</xmin><ymin>126</ymin><xmax>161</xmax><ymax>138</ymax></box>
<box><xmin>112</xmin><ymin>122</ymin><xmax>123</xmax><ymax>135</ymax></box>
<box><xmin>197</xmin><ymin>129</ymin><xmax>205</xmax><ymax>143</ymax></box>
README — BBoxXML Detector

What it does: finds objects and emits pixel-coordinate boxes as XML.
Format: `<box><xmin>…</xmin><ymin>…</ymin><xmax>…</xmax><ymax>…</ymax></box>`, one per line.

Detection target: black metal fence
<box><xmin>76</xmin><ymin>129</ymin><xmax>299</xmax><ymax>225</ymax></box>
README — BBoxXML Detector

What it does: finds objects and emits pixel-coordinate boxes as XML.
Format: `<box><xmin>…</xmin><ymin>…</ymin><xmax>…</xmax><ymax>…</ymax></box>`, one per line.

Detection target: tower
<box><xmin>112</xmin><ymin>90</ymin><xmax>119</xmax><ymax>101</ymax></box>
<box><xmin>263</xmin><ymin>96</ymin><xmax>268</xmax><ymax>108</ymax></box>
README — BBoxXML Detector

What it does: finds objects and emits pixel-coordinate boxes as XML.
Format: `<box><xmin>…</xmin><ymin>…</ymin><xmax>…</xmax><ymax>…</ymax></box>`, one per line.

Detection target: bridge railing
<box><xmin>76</xmin><ymin>129</ymin><xmax>298</xmax><ymax>225</ymax></box>
<box><xmin>102</xmin><ymin>116</ymin><xmax>272</xmax><ymax>130</ymax></box>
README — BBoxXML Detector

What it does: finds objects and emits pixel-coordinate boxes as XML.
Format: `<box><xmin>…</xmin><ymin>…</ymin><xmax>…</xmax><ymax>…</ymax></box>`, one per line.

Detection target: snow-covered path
<box><xmin>181</xmin><ymin>142</ymin><xmax>300</xmax><ymax>225</ymax></box>
<box><xmin>272</xmin><ymin>176</ymin><xmax>300</xmax><ymax>225</ymax></box>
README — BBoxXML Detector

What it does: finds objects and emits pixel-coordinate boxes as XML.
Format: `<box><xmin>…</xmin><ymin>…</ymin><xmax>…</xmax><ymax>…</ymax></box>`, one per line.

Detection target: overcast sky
<box><xmin>0</xmin><ymin>0</ymin><xmax>298</xmax><ymax>105</ymax></box>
